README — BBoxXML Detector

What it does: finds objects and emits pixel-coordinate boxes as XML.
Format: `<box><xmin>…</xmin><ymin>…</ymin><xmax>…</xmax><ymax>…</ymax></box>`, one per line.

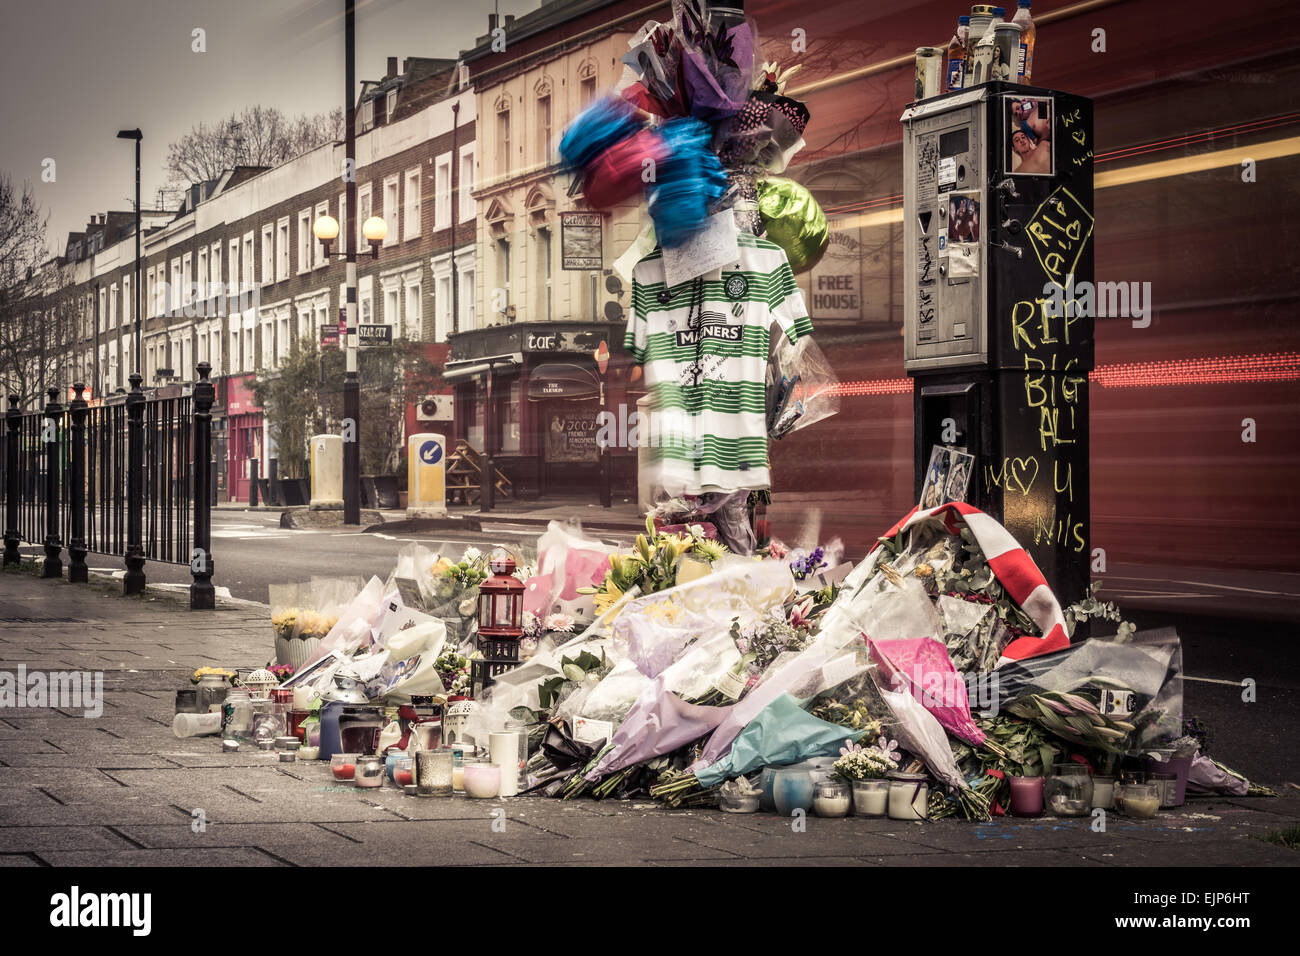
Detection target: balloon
<box><xmin>756</xmin><ymin>178</ymin><xmax>829</xmax><ymax>273</ymax></box>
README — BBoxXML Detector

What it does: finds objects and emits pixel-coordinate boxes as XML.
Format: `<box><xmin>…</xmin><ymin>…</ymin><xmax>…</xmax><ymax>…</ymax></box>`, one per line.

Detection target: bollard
<box><xmin>123</xmin><ymin>373</ymin><xmax>146</xmax><ymax>595</ymax></box>
<box><xmin>68</xmin><ymin>384</ymin><xmax>89</xmax><ymax>583</ymax></box>
<box><xmin>3</xmin><ymin>394</ymin><xmax>19</xmax><ymax>566</ymax></box>
<box><xmin>190</xmin><ymin>362</ymin><xmax>215</xmax><ymax>610</ymax></box>
<box><xmin>249</xmin><ymin>456</ymin><xmax>260</xmax><ymax>508</ymax></box>
<box><xmin>41</xmin><ymin>388</ymin><xmax>63</xmax><ymax>578</ymax></box>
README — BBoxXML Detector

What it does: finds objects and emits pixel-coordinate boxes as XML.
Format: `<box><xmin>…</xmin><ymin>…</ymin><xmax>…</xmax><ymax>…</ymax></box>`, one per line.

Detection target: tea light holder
<box><xmin>416</xmin><ymin>749</ymin><xmax>454</xmax><ymax>796</ymax></box>
<box><xmin>222</xmin><ymin>739</ymin><xmax>240</xmax><ymax>753</ymax></box>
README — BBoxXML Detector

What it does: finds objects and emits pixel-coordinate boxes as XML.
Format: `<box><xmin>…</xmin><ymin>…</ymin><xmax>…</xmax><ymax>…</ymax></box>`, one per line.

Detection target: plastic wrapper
<box><xmin>295</xmin><ymin>576</ymin><xmax>387</xmax><ymax>671</ymax></box>
<box><xmin>611</xmin><ymin>557</ymin><xmax>794</xmax><ymax>670</ymax></box>
<box><xmin>766</xmin><ymin>333</ymin><xmax>840</xmax><ymax>440</ymax></box>
<box><xmin>870</xmin><ymin>637</ymin><xmax>986</xmax><ymax>747</ymax></box>
<box><xmin>526</xmin><ymin>521</ymin><xmax>618</xmax><ymax>623</ymax></box>
<box><xmin>996</xmin><ymin>629</ymin><xmax>1183</xmax><ymax>751</ymax></box>
<box><xmin>679</xmin><ymin>19</ymin><xmax>756</xmax><ymax>122</ymax></box>
<box><xmin>620</xmin><ymin>21</ymin><xmax>685</xmax><ymax>115</ymax></box>
<box><xmin>1186</xmin><ymin>753</ymin><xmax>1250</xmax><ymax>797</ymax></box>
<box><xmin>569</xmin><ymin>658</ymin><xmax>654</xmax><ymax>725</ymax></box>
<box><xmin>757</xmin><ymin>177</ymin><xmax>828</xmax><ymax>273</ymax></box>
<box><xmin>715</xmin><ymin>90</ymin><xmax>810</xmax><ymax>170</ymax></box>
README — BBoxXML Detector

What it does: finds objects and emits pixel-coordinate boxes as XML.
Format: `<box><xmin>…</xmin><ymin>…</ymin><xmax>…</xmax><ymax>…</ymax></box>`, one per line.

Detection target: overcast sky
<box><xmin>0</xmin><ymin>0</ymin><xmax>540</xmax><ymax>255</ymax></box>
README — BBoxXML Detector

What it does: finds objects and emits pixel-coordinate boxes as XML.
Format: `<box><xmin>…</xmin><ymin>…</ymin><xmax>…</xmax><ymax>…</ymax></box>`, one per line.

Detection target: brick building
<box><xmin>19</xmin><ymin>57</ymin><xmax>477</xmax><ymax>504</ymax></box>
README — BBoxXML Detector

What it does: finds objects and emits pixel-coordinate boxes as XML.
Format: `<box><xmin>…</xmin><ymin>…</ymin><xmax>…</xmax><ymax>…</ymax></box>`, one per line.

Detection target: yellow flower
<box><xmin>914</xmin><ymin>563</ymin><xmax>934</xmax><ymax>578</ymax></box>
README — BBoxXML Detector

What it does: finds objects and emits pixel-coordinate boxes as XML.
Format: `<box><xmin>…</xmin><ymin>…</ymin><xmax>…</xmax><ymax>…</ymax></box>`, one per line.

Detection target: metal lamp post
<box><xmin>116</xmin><ymin>128</ymin><xmax>143</xmax><ymax>380</ymax></box>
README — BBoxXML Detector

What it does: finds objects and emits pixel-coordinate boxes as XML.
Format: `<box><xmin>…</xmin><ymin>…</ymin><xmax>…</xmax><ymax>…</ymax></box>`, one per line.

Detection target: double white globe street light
<box><xmin>312</xmin><ymin>213</ymin><xmax>388</xmax><ymax>260</ymax></box>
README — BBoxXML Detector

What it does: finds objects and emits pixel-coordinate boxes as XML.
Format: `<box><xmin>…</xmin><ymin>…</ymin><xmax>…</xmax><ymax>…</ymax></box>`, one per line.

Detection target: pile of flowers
<box><xmin>833</xmin><ymin>738</ymin><xmax>898</xmax><ymax>781</ymax></box>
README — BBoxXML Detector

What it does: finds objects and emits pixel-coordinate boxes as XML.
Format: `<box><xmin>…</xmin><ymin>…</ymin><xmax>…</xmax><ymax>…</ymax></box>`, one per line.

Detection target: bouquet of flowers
<box><xmin>580</xmin><ymin>515</ymin><xmax>728</xmax><ymax>617</ymax></box>
<box><xmin>832</xmin><ymin>738</ymin><xmax>898</xmax><ymax>781</ymax></box>
<box><xmin>268</xmin><ymin>664</ymin><xmax>295</xmax><ymax>684</ymax></box>
<box><xmin>434</xmin><ymin>651</ymin><xmax>472</xmax><ymax>698</ymax></box>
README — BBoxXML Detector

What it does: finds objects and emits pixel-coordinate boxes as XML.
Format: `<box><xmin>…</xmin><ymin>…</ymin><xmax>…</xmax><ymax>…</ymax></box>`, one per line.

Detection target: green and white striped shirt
<box><xmin>625</xmin><ymin>234</ymin><xmax>814</xmax><ymax>494</ymax></box>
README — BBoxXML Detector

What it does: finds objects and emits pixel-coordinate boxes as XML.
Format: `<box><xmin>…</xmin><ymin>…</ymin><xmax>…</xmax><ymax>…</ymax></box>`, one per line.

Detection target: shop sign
<box><xmin>808</xmin><ymin>216</ymin><xmax>864</xmax><ymax>320</ymax></box>
<box><xmin>546</xmin><ymin>411</ymin><xmax>601</xmax><ymax>463</ymax></box>
<box><xmin>560</xmin><ymin>212</ymin><xmax>603</xmax><ymax>270</ymax></box>
<box><xmin>358</xmin><ymin>324</ymin><xmax>392</xmax><ymax>347</ymax></box>
<box><xmin>320</xmin><ymin>324</ymin><xmax>340</xmax><ymax>348</ymax></box>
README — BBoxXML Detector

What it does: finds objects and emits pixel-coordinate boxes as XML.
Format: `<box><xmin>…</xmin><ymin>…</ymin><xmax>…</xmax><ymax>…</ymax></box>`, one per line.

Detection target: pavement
<box><xmin>2</xmin><ymin>565</ymin><xmax>1298</xmax><ymax>868</ymax></box>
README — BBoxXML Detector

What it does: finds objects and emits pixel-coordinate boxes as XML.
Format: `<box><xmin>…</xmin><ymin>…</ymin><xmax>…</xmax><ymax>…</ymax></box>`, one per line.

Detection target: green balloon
<box><xmin>757</xmin><ymin>177</ymin><xmax>829</xmax><ymax>274</ymax></box>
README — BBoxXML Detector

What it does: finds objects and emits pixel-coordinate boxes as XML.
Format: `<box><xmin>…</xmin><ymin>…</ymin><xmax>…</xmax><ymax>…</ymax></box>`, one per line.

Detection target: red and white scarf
<box><xmin>870</xmin><ymin>502</ymin><xmax>1071</xmax><ymax>664</ymax></box>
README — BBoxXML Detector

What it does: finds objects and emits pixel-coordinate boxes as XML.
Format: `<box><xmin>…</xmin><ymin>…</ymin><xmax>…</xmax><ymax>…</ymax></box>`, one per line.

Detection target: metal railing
<box><xmin>2</xmin><ymin>363</ymin><xmax>216</xmax><ymax>609</ymax></box>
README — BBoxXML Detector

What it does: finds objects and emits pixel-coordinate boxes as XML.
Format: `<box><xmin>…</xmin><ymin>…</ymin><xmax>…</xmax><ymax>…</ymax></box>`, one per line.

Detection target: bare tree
<box><xmin>0</xmin><ymin>174</ymin><xmax>46</xmax><ymax>288</ymax></box>
<box><xmin>165</xmin><ymin>106</ymin><xmax>345</xmax><ymax>187</ymax></box>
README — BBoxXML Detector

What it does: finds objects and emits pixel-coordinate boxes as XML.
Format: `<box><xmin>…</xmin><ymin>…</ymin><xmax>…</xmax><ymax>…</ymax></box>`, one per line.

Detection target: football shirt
<box><xmin>625</xmin><ymin>233</ymin><xmax>814</xmax><ymax>494</ymax></box>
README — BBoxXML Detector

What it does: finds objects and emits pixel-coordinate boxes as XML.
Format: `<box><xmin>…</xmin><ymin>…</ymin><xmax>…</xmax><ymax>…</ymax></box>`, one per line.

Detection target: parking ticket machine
<box><xmin>902</xmin><ymin>80</ymin><xmax>1095</xmax><ymax>607</ymax></box>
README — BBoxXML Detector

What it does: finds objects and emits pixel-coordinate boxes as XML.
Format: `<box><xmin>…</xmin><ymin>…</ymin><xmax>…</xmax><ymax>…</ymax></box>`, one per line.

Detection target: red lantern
<box><xmin>477</xmin><ymin>553</ymin><xmax>524</xmax><ymax>638</ymax></box>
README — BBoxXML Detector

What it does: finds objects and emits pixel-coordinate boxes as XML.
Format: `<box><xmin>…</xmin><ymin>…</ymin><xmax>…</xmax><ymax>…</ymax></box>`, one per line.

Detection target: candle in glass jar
<box><xmin>452</xmin><ymin>765</ymin><xmax>465</xmax><ymax>791</ymax></box>
<box><xmin>852</xmin><ymin>779</ymin><xmax>889</xmax><ymax>815</ymax></box>
<box><xmin>888</xmin><ymin>774</ymin><xmax>929</xmax><ymax>820</ymax></box>
<box><xmin>1091</xmin><ymin>775</ymin><xmax>1114</xmax><ymax>809</ymax></box>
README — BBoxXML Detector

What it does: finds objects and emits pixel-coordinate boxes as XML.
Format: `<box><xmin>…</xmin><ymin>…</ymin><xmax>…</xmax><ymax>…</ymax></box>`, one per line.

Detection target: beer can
<box><xmin>915</xmin><ymin>47</ymin><xmax>944</xmax><ymax>101</ymax></box>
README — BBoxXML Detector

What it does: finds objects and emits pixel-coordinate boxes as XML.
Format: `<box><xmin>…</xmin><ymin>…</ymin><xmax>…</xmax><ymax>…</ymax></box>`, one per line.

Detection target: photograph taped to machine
<box><xmin>1005</xmin><ymin>94</ymin><xmax>1054</xmax><ymax>176</ymax></box>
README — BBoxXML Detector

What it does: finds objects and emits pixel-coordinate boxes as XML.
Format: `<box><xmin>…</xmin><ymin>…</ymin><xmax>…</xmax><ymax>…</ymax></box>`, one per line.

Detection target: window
<box><xmin>386</xmin><ymin>88</ymin><xmax>397</xmax><ymax>122</ymax></box>
<box><xmin>229</xmin><ymin>239</ymin><xmax>239</xmax><ymax>295</ymax></box>
<box><xmin>243</xmin><ymin>327</ymin><xmax>253</xmax><ymax>372</ymax></box>
<box><xmin>404</xmin><ymin>168</ymin><xmax>420</xmax><ymax>240</ymax></box>
<box><xmin>405</xmin><ymin>281</ymin><xmax>421</xmax><ymax>340</ymax></box>
<box><xmin>182</xmin><ymin>335</ymin><xmax>193</xmax><ymax>380</ymax></box>
<box><xmin>197</xmin><ymin>248</ymin><xmax>208</xmax><ymax>301</ymax></box>
<box><xmin>460</xmin><ymin>265</ymin><xmax>476</xmax><ymax>334</ymax></box>
<box><xmin>197</xmin><ymin>330</ymin><xmax>208</xmax><ymax>366</ymax></box>
<box><xmin>182</xmin><ymin>253</ymin><xmax>193</xmax><ymax>307</ymax></box>
<box><xmin>359</xmin><ymin>276</ymin><xmax>373</xmax><ymax>325</ymax></box>
<box><xmin>537</xmin><ymin>227</ymin><xmax>552</xmax><ymax>321</ymax></box>
<box><xmin>261</xmin><ymin>225</ymin><xmax>274</xmax><ymax>284</ymax></box>
<box><xmin>261</xmin><ymin>317</ymin><xmax>274</xmax><ymax>368</ymax></box>
<box><xmin>357</xmin><ymin>183</ymin><xmax>372</xmax><ymax>248</ymax></box>
<box><xmin>109</xmin><ymin>283</ymin><xmax>118</xmax><ymax>329</ymax></box>
<box><xmin>435</xmin><ymin>274</ymin><xmax>451</xmax><ymax>342</ymax></box>
<box><xmin>338</xmin><ymin>193</ymin><xmax>347</xmax><ymax>255</ymax></box>
<box><xmin>383</xmin><ymin>175</ymin><xmax>399</xmax><ymax>246</ymax></box>
<box><xmin>210</xmin><ymin>329</ymin><xmax>221</xmax><ymax>375</ymax></box>
<box><xmin>361</xmin><ymin>98</ymin><xmax>374</xmax><ymax>132</ymax></box>
<box><xmin>459</xmin><ymin>147</ymin><xmax>476</xmax><ymax>223</ymax></box>
<box><xmin>242</xmin><ymin>234</ymin><xmax>255</xmax><ymax>291</ymax></box>
<box><xmin>145</xmin><ymin>269</ymin><xmax>154</xmax><ymax>318</ymax></box>
<box><xmin>536</xmin><ymin>93</ymin><xmax>551</xmax><ymax>165</ymax></box>
<box><xmin>434</xmin><ymin>154</ymin><xmax>451</xmax><ymax>231</ymax></box>
<box><xmin>278</xmin><ymin>217</ymin><xmax>291</xmax><ymax>281</ymax></box>
<box><xmin>497</xmin><ymin>106</ymin><xmax>511</xmax><ymax>174</ymax></box>
<box><xmin>292</xmin><ymin>210</ymin><xmax>304</xmax><ymax>274</ymax></box>
<box><xmin>123</xmin><ymin>275</ymin><xmax>131</xmax><ymax>325</ymax></box>
<box><xmin>581</xmin><ymin>76</ymin><xmax>597</xmax><ymax>108</ymax></box>
<box><xmin>500</xmin><ymin>381</ymin><xmax>521</xmax><ymax>453</ymax></box>
<box><xmin>278</xmin><ymin>314</ymin><xmax>290</xmax><ymax>363</ymax></box>
<box><xmin>384</xmin><ymin>286</ymin><xmax>400</xmax><ymax>331</ymax></box>
<box><xmin>171</xmin><ymin>260</ymin><xmax>182</xmax><ymax>312</ymax></box>
<box><xmin>314</xmin><ymin>203</ymin><xmax>328</xmax><ymax>267</ymax></box>
<box><xmin>297</xmin><ymin>307</ymin><xmax>312</xmax><ymax>346</ymax></box>
<box><xmin>230</xmin><ymin>329</ymin><xmax>239</xmax><ymax>373</ymax></box>
<box><xmin>211</xmin><ymin>243</ymin><xmax>222</xmax><ymax>296</ymax></box>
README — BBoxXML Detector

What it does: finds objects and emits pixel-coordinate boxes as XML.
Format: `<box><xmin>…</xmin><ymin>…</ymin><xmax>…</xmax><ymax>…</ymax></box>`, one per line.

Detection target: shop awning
<box><xmin>442</xmin><ymin>352</ymin><xmax>523</xmax><ymax>382</ymax></box>
<box><xmin>528</xmin><ymin>363</ymin><xmax>600</xmax><ymax>400</ymax></box>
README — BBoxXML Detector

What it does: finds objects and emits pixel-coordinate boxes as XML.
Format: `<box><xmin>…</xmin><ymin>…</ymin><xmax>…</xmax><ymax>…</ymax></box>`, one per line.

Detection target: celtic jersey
<box><xmin>625</xmin><ymin>234</ymin><xmax>814</xmax><ymax>494</ymax></box>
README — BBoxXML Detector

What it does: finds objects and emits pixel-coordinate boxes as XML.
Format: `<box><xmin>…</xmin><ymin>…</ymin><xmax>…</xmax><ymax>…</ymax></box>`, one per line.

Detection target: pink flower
<box><xmin>839</xmin><ymin>738</ymin><xmax>863</xmax><ymax>757</ymax></box>
<box><xmin>789</xmin><ymin>597</ymin><xmax>814</xmax><ymax>631</ymax></box>
<box><xmin>874</xmin><ymin>736</ymin><xmax>900</xmax><ymax>765</ymax></box>
<box><xmin>766</xmin><ymin>540</ymin><xmax>789</xmax><ymax>561</ymax></box>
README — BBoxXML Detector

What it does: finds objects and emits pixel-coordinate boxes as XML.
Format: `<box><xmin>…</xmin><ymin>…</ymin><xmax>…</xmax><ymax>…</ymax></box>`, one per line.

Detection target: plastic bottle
<box><xmin>1012</xmin><ymin>0</ymin><xmax>1036</xmax><ymax>82</ymax></box>
<box><xmin>172</xmin><ymin>711</ymin><xmax>222</xmax><ymax>738</ymax></box>
<box><xmin>946</xmin><ymin>16</ymin><xmax>970</xmax><ymax>92</ymax></box>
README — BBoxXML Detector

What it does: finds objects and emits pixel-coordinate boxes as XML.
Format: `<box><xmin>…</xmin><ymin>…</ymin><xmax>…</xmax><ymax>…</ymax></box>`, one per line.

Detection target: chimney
<box><xmin>387</xmin><ymin>56</ymin><xmax>398</xmax><ymax>77</ymax></box>
<box><xmin>488</xmin><ymin>13</ymin><xmax>498</xmax><ymax>32</ymax></box>
<box><xmin>505</xmin><ymin>14</ymin><xmax>515</xmax><ymax>26</ymax></box>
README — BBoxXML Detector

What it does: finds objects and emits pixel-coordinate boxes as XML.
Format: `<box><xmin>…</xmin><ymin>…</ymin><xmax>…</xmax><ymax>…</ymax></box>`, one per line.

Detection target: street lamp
<box><xmin>361</xmin><ymin>216</ymin><xmax>387</xmax><ymax>258</ymax></box>
<box><xmin>116</xmin><ymin>128</ymin><xmax>142</xmax><ymax>382</ymax></box>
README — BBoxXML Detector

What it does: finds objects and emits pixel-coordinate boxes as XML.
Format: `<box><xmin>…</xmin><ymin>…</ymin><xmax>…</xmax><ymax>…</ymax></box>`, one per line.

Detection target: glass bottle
<box><xmin>221</xmin><ymin>687</ymin><xmax>253</xmax><ymax>741</ymax></box>
<box><xmin>946</xmin><ymin>16</ymin><xmax>970</xmax><ymax>92</ymax></box>
<box><xmin>1012</xmin><ymin>0</ymin><xmax>1036</xmax><ymax>83</ymax></box>
<box><xmin>970</xmin><ymin>9</ymin><xmax>1004</xmax><ymax>86</ymax></box>
<box><xmin>968</xmin><ymin>5</ymin><xmax>997</xmax><ymax>58</ymax></box>
<box><xmin>993</xmin><ymin>20</ymin><xmax>1023</xmax><ymax>83</ymax></box>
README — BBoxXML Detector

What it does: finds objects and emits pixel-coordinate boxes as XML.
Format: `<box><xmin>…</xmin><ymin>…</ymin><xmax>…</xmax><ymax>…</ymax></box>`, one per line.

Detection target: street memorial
<box><xmin>170</xmin><ymin>0</ymin><xmax>1269</xmax><ymax>823</ymax></box>
<box><xmin>173</xmin><ymin>503</ymin><xmax>1270</xmax><ymax>820</ymax></box>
